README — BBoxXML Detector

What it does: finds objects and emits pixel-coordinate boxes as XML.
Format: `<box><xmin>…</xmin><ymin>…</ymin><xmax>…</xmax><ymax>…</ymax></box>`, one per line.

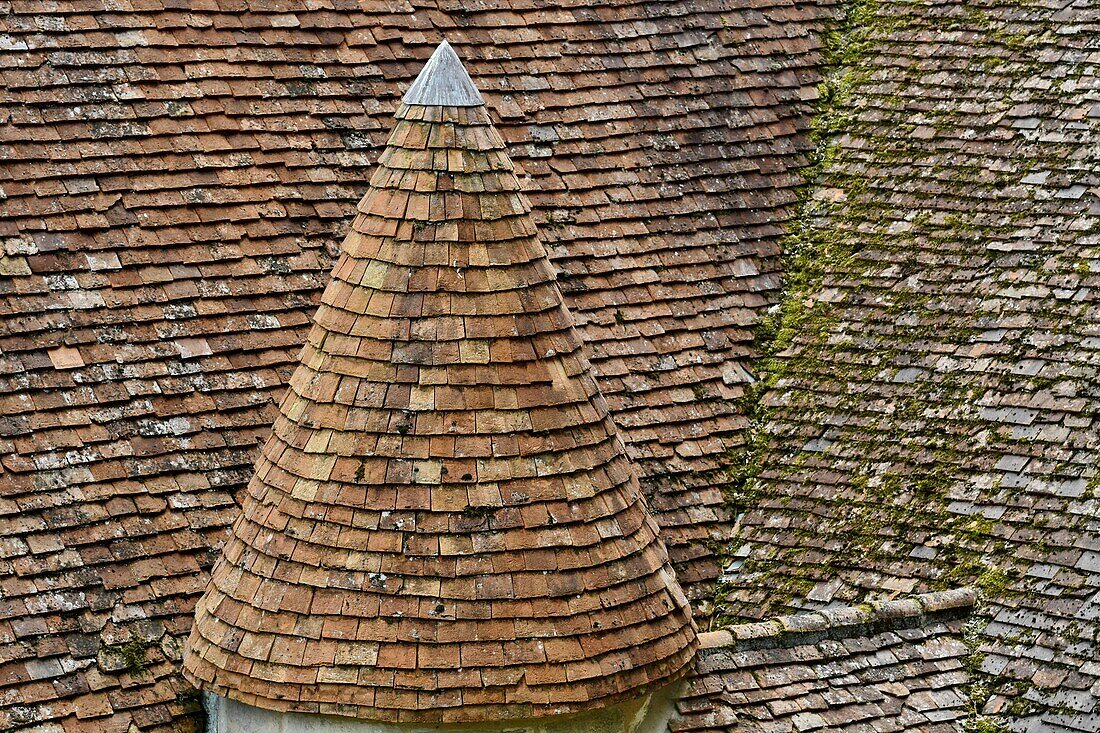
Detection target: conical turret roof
<box><xmin>182</xmin><ymin>41</ymin><xmax>696</xmax><ymax>724</ymax></box>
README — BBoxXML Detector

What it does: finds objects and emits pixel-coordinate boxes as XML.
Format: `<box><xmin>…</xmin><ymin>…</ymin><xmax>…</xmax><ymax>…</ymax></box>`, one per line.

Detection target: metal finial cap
<box><xmin>402</xmin><ymin>40</ymin><xmax>484</xmax><ymax>107</ymax></box>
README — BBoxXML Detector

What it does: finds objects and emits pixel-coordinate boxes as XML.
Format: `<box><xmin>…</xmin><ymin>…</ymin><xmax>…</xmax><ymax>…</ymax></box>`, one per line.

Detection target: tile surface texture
<box><xmin>0</xmin><ymin>2</ymin><xmax>832</xmax><ymax>731</ymax></box>
<box><xmin>718</xmin><ymin>1</ymin><xmax>1100</xmax><ymax>731</ymax></box>
<box><xmin>181</xmin><ymin>55</ymin><xmax>698</xmax><ymax>721</ymax></box>
<box><xmin>677</xmin><ymin>589</ymin><xmax>976</xmax><ymax>733</ymax></box>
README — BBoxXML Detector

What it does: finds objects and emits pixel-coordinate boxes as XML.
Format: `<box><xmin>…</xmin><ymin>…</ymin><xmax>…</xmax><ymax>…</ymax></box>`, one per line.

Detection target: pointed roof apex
<box><xmin>402</xmin><ymin>40</ymin><xmax>485</xmax><ymax>107</ymax></box>
<box><xmin>182</xmin><ymin>82</ymin><xmax>696</xmax><ymax>724</ymax></box>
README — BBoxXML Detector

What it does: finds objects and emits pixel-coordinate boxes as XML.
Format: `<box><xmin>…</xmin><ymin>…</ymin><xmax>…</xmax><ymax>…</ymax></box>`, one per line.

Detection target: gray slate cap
<box><xmin>403</xmin><ymin>40</ymin><xmax>485</xmax><ymax>107</ymax></box>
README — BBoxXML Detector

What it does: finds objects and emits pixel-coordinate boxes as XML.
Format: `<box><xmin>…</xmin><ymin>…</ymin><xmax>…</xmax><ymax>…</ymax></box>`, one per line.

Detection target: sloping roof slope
<box><xmin>720</xmin><ymin>0</ymin><xmax>1100</xmax><ymax>731</ymax></box>
<box><xmin>0</xmin><ymin>2</ymin><xmax>832</xmax><ymax>731</ymax></box>
<box><xmin>674</xmin><ymin>589</ymin><xmax>976</xmax><ymax>733</ymax></box>
<box><xmin>181</xmin><ymin>43</ymin><xmax>696</xmax><ymax>722</ymax></box>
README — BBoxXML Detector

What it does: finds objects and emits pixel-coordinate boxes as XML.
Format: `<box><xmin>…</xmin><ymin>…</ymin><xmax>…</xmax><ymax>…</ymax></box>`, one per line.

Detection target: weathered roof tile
<box><xmin>181</xmin><ymin>46</ymin><xmax>697</xmax><ymax>723</ymax></box>
<box><xmin>0</xmin><ymin>2</ymin><xmax>836</xmax><ymax>730</ymax></box>
<box><xmin>719</xmin><ymin>1</ymin><xmax>1100</xmax><ymax>730</ymax></box>
<box><xmin>673</xmin><ymin>590</ymin><xmax>975</xmax><ymax>733</ymax></box>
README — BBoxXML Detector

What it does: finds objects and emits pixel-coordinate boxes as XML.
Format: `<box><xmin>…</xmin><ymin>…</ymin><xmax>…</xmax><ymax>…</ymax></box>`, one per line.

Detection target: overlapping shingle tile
<box><xmin>0</xmin><ymin>2</ymin><xmax>834</xmax><ymax>731</ymax></box>
<box><xmin>719</xmin><ymin>0</ymin><xmax>1100</xmax><ymax>730</ymax></box>
<box><xmin>673</xmin><ymin>589</ymin><xmax>976</xmax><ymax>733</ymax></box>
<box><xmin>181</xmin><ymin>43</ymin><xmax>697</xmax><ymax>722</ymax></box>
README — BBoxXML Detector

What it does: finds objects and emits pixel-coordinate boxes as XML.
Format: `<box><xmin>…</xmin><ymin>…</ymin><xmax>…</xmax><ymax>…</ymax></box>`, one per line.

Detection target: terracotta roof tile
<box><xmin>180</xmin><ymin>45</ymin><xmax>697</xmax><ymax>723</ymax></box>
<box><xmin>0</xmin><ymin>2</ymin><xmax>833</xmax><ymax>730</ymax></box>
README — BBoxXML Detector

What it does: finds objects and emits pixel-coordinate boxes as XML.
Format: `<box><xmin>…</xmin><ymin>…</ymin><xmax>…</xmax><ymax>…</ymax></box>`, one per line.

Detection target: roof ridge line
<box><xmin>697</xmin><ymin>587</ymin><xmax>977</xmax><ymax>651</ymax></box>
